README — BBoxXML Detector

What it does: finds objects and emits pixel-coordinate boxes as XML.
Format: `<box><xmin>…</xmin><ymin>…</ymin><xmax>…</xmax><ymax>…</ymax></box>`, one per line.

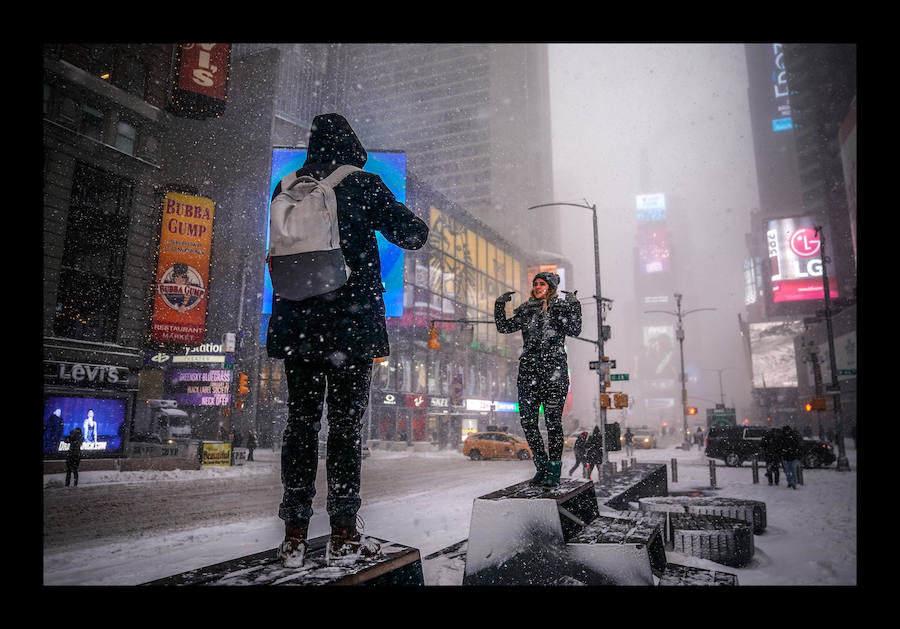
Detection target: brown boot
<box><xmin>277</xmin><ymin>522</ymin><xmax>309</xmax><ymax>568</ymax></box>
<box><xmin>325</xmin><ymin>519</ymin><xmax>381</xmax><ymax>566</ymax></box>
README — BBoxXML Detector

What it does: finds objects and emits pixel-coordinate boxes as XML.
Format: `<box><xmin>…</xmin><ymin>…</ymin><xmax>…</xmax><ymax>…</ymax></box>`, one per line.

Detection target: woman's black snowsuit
<box><xmin>495</xmin><ymin>294</ymin><xmax>581</xmax><ymax>461</ymax></box>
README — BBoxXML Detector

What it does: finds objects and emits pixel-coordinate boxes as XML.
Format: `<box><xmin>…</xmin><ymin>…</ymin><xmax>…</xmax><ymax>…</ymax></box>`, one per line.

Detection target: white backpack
<box><xmin>267</xmin><ymin>164</ymin><xmax>361</xmax><ymax>301</ymax></box>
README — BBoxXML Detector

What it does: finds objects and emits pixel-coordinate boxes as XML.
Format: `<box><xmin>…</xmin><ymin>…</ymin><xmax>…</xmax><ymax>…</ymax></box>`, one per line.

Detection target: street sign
<box><xmin>589</xmin><ymin>360</ymin><xmax>616</xmax><ymax>370</ymax></box>
<box><xmin>610</xmin><ymin>374</ymin><xmax>629</xmax><ymax>381</ymax></box>
<box><xmin>838</xmin><ymin>369</ymin><xmax>856</xmax><ymax>376</ymax></box>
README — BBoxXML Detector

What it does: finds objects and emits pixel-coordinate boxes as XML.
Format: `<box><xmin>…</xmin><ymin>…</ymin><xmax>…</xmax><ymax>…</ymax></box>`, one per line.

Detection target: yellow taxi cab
<box><xmin>463</xmin><ymin>432</ymin><xmax>533</xmax><ymax>460</ymax></box>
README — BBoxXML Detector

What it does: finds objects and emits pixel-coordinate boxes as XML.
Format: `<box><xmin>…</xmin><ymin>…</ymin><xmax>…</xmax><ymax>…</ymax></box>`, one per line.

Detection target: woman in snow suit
<box><xmin>495</xmin><ymin>271</ymin><xmax>582</xmax><ymax>486</ymax></box>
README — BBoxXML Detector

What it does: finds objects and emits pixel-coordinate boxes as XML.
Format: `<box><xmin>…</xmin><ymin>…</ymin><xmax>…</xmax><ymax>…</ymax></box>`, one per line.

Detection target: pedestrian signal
<box><xmin>613</xmin><ymin>393</ymin><xmax>629</xmax><ymax>409</ymax></box>
<box><xmin>599</xmin><ymin>393</ymin><xmax>611</xmax><ymax>408</ymax></box>
<box><xmin>805</xmin><ymin>397</ymin><xmax>827</xmax><ymax>411</ymax></box>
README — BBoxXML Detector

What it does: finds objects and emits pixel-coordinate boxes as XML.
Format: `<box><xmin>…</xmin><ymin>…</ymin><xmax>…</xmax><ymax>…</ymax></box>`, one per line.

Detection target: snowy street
<box><xmin>42</xmin><ymin>442</ymin><xmax>857</xmax><ymax>586</ymax></box>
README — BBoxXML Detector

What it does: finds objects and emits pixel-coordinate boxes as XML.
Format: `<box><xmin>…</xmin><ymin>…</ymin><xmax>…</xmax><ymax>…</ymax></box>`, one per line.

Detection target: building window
<box><xmin>80</xmin><ymin>103</ymin><xmax>104</xmax><ymax>141</ymax></box>
<box><xmin>54</xmin><ymin>162</ymin><xmax>133</xmax><ymax>342</ymax></box>
<box><xmin>114</xmin><ymin>119</ymin><xmax>137</xmax><ymax>155</ymax></box>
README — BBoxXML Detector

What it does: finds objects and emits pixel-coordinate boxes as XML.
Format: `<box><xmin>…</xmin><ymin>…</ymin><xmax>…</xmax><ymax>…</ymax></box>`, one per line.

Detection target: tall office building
<box><xmin>741</xmin><ymin>43</ymin><xmax>856</xmax><ymax>436</ymax></box>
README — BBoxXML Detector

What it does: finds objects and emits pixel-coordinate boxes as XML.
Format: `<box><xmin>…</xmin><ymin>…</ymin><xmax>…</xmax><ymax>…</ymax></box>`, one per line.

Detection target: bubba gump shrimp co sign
<box><xmin>150</xmin><ymin>191</ymin><xmax>215</xmax><ymax>345</ymax></box>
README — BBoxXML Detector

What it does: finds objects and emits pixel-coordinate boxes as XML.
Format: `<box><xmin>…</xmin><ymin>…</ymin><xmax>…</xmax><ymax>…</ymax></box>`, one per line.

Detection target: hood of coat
<box><xmin>304</xmin><ymin>113</ymin><xmax>367</xmax><ymax>168</ymax></box>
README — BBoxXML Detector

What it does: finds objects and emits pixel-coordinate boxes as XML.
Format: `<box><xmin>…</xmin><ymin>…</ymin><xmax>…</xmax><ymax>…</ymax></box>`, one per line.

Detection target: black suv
<box><xmin>705</xmin><ymin>425</ymin><xmax>836</xmax><ymax>468</ymax></box>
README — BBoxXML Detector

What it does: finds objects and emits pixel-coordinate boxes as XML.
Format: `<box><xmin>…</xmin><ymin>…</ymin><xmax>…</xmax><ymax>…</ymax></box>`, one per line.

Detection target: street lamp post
<box><xmin>813</xmin><ymin>226</ymin><xmax>851</xmax><ymax>472</ymax></box>
<box><xmin>646</xmin><ymin>293</ymin><xmax>715</xmax><ymax>449</ymax></box>
<box><xmin>528</xmin><ymin>200</ymin><xmax>611</xmax><ymax>463</ymax></box>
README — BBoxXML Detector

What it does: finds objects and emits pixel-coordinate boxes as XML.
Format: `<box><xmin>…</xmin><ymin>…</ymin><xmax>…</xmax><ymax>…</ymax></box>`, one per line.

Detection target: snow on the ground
<box><xmin>42</xmin><ymin>442</ymin><xmax>857</xmax><ymax>586</ymax></box>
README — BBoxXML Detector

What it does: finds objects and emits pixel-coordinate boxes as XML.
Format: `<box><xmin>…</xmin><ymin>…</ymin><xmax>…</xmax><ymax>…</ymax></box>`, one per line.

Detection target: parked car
<box><xmin>705</xmin><ymin>425</ymin><xmax>836</xmax><ymax>468</ymax></box>
<box><xmin>463</xmin><ymin>432</ymin><xmax>533</xmax><ymax>460</ymax></box>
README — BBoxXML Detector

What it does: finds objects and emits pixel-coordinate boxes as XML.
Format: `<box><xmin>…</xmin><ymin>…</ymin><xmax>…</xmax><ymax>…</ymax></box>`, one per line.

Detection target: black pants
<box><xmin>65</xmin><ymin>455</ymin><xmax>80</xmax><ymax>486</ymax></box>
<box><xmin>279</xmin><ymin>352</ymin><xmax>372</xmax><ymax>528</ymax></box>
<box><xmin>517</xmin><ymin>361</ymin><xmax>568</xmax><ymax>461</ymax></box>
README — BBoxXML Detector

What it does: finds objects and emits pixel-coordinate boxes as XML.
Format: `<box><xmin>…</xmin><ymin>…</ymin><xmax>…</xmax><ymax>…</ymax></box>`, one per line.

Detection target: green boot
<box><xmin>541</xmin><ymin>460</ymin><xmax>562</xmax><ymax>487</ymax></box>
<box><xmin>530</xmin><ymin>455</ymin><xmax>548</xmax><ymax>485</ymax></box>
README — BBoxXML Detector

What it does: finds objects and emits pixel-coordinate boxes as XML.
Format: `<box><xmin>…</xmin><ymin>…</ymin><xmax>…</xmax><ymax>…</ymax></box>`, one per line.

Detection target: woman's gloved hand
<box><xmin>496</xmin><ymin>290</ymin><xmax>516</xmax><ymax>304</ymax></box>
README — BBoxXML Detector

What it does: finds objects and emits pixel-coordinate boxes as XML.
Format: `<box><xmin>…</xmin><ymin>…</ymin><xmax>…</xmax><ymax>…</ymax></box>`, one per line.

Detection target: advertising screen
<box><xmin>43</xmin><ymin>394</ymin><xmax>127</xmax><ymax>457</ymax></box>
<box><xmin>636</xmin><ymin>193</ymin><xmax>666</xmax><ymax>222</ymax></box>
<box><xmin>636</xmin><ymin>225</ymin><xmax>671</xmax><ymax>274</ymax></box>
<box><xmin>766</xmin><ymin>216</ymin><xmax>838</xmax><ymax>303</ymax></box>
<box><xmin>748</xmin><ymin>320</ymin><xmax>804</xmax><ymax>388</ymax></box>
<box><xmin>261</xmin><ymin>148</ymin><xmax>408</xmax><ymax>344</ymax></box>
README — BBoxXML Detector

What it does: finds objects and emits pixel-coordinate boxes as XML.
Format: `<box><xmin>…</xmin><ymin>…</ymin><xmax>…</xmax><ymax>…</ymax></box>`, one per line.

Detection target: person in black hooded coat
<box><xmin>267</xmin><ymin>114</ymin><xmax>428</xmax><ymax>567</ymax></box>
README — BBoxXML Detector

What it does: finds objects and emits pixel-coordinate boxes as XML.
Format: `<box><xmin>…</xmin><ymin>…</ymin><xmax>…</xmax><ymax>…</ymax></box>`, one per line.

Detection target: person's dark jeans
<box><xmin>517</xmin><ymin>362</ymin><xmax>568</xmax><ymax>461</ymax></box>
<box><xmin>279</xmin><ymin>352</ymin><xmax>372</xmax><ymax>528</ymax></box>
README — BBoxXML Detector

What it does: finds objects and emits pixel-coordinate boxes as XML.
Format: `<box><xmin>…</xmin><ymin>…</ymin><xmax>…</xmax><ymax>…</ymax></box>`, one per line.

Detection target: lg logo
<box><xmin>790</xmin><ymin>227</ymin><xmax>821</xmax><ymax>258</ymax></box>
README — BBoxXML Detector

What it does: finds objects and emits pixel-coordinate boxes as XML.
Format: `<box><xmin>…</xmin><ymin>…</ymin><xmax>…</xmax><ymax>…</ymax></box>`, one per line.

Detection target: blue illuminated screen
<box><xmin>261</xmin><ymin>148</ymin><xmax>408</xmax><ymax>344</ymax></box>
<box><xmin>43</xmin><ymin>395</ymin><xmax>127</xmax><ymax>456</ymax></box>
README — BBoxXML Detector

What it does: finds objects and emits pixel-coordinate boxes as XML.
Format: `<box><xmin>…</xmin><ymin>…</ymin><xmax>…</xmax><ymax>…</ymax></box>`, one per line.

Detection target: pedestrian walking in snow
<box><xmin>569</xmin><ymin>431</ymin><xmax>589</xmax><ymax>477</ymax></box>
<box><xmin>584</xmin><ymin>425</ymin><xmax>604</xmax><ymax>481</ymax></box>
<box><xmin>267</xmin><ymin>113</ymin><xmax>428</xmax><ymax>568</ymax></box>
<box><xmin>695</xmin><ymin>427</ymin><xmax>704</xmax><ymax>450</ymax></box>
<box><xmin>780</xmin><ymin>425</ymin><xmax>803</xmax><ymax>489</ymax></box>
<box><xmin>760</xmin><ymin>427</ymin><xmax>782</xmax><ymax>486</ymax></box>
<box><xmin>624</xmin><ymin>427</ymin><xmax>634</xmax><ymax>458</ymax></box>
<box><xmin>64</xmin><ymin>426</ymin><xmax>83</xmax><ymax>487</ymax></box>
<box><xmin>495</xmin><ymin>272</ymin><xmax>582</xmax><ymax>487</ymax></box>
<box><xmin>246</xmin><ymin>431</ymin><xmax>257</xmax><ymax>462</ymax></box>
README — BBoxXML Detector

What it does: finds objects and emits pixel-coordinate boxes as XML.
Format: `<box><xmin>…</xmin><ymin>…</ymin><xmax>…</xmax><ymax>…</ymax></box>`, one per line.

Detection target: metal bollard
<box><xmin>607</xmin><ymin>461</ymin><xmax>616</xmax><ymax>475</ymax></box>
<box><xmin>671</xmin><ymin>458</ymin><xmax>678</xmax><ymax>483</ymax></box>
<box><xmin>751</xmin><ymin>457</ymin><xmax>760</xmax><ymax>484</ymax></box>
<box><xmin>709</xmin><ymin>459</ymin><xmax>717</xmax><ymax>488</ymax></box>
<box><xmin>620</xmin><ymin>460</ymin><xmax>627</xmax><ymax>472</ymax></box>
<box><xmin>797</xmin><ymin>463</ymin><xmax>804</xmax><ymax>486</ymax></box>
<box><xmin>631</xmin><ymin>457</ymin><xmax>637</xmax><ymax>467</ymax></box>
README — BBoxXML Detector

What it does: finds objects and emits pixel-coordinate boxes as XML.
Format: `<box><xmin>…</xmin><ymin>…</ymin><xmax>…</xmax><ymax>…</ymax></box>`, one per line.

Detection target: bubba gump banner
<box><xmin>151</xmin><ymin>191</ymin><xmax>215</xmax><ymax>345</ymax></box>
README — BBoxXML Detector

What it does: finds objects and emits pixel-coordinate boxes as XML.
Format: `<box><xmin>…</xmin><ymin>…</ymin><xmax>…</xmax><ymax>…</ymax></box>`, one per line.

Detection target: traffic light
<box><xmin>687</xmin><ymin>406</ymin><xmax>698</xmax><ymax>416</ymax></box>
<box><xmin>428</xmin><ymin>326</ymin><xmax>440</xmax><ymax>350</ymax></box>
<box><xmin>237</xmin><ymin>372</ymin><xmax>250</xmax><ymax>396</ymax></box>
<box><xmin>805</xmin><ymin>397</ymin><xmax>827</xmax><ymax>411</ymax></box>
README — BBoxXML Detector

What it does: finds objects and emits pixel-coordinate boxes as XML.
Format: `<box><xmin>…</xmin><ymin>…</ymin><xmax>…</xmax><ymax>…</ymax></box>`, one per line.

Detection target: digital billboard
<box><xmin>636</xmin><ymin>225</ymin><xmax>671</xmax><ymax>274</ymax></box>
<box><xmin>43</xmin><ymin>394</ymin><xmax>128</xmax><ymax>457</ymax></box>
<box><xmin>636</xmin><ymin>193</ymin><xmax>666</xmax><ymax>222</ymax></box>
<box><xmin>749</xmin><ymin>320</ymin><xmax>804</xmax><ymax>388</ymax></box>
<box><xmin>766</xmin><ymin>216</ymin><xmax>838</xmax><ymax>303</ymax></box>
<box><xmin>261</xmin><ymin>148</ymin><xmax>408</xmax><ymax>344</ymax></box>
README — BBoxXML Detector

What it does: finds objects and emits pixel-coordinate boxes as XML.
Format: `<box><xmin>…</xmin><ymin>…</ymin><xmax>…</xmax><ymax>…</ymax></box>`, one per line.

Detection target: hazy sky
<box><xmin>546</xmin><ymin>43</ymin><xmax>761</xmax><ymax>427</ymax></box>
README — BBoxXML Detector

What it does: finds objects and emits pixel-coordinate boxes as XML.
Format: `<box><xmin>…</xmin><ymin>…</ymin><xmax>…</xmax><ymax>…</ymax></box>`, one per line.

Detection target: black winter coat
<box><xmin>585</xmin><ymin>427</ymin><xmax>604</xmax><ymax>465</ymax></box>
<box><xmin>494</xmin><ymin>295</ymin><xmax>582</xmax><ymax>372</ymax></box>
<box><xmin>780</xmin><ymin>428</ymin><xmax>803</xmax><ymax>461</ymax></box>
<box><xmin>266</xmin><ymin>114</ymin><xmax>428</xmax><ymax>360</ymax></box>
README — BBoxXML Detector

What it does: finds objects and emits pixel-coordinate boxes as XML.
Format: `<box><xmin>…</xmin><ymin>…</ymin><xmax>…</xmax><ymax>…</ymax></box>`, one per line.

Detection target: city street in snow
<box><xmin>43</xmin><ymin>440</ymin><xmax>857</xmax><ymax>586</ymax></box>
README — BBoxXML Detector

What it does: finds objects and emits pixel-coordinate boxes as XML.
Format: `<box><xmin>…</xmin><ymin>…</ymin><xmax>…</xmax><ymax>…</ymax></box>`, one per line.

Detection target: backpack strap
<box><xmin>321</xmin><ymin>164</ymin><xmax>361</xmax><ymax>188</ymax></box>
